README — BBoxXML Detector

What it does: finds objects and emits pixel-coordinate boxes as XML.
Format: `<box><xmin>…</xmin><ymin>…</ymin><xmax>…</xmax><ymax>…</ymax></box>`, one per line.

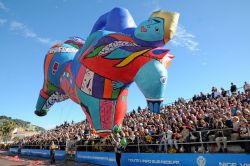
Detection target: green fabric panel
<box><xmin>46</xmin><ymin>81</ymin><xmax>59</xmax><ymax>95</ymax></box>
<box><xmin>121</xmin><ymin>94</ymin><xmax>127</xmax><ymax>102</ymax></box>
<box><xmin>68</xmin><ymin>43</ymin><xmax>79</xmax><ymax>49</ymax></box>
<box><xmin>112</xmin><ymin>89</ymin><xmax>120</xmax><ymax>99</ymax></box>
<box><xmin>35</xmin><ymin>95</ymin><xmax>47</xmax><ymax>110</ymax></box>
<box><xmin>86</xmin><ymin>46</ymin><xmax>104</xmax><ymax>58</ymax></box>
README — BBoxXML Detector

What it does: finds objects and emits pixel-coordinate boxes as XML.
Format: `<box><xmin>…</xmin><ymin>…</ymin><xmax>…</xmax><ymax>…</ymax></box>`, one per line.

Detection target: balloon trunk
<box><xmin>134</xmin><ymin>60</ymin><xmax>167</xmax><ymax>113</ymax></box>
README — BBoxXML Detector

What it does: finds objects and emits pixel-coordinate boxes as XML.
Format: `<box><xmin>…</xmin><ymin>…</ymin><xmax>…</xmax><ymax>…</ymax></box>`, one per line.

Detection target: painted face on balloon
<box><xmin>135</xmin><ymin>17</ymin><xmax>164</xmax><ymax>42</ymax></box>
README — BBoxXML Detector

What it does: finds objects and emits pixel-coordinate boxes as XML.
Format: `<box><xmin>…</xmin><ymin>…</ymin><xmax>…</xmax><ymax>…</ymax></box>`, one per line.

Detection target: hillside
<box><xmin>0</xmin><ymin>115</ymin><xmax>45</xmax><ymax>132</ymax></box>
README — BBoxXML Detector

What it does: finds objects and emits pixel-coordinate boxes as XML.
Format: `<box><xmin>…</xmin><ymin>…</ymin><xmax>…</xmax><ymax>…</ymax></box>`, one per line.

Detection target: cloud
<box><xmin>0</xmin><ymin>1</ymin><xmax>9</xmax><ymax>11</ymax></box>
<box><xmin>201</xmin><ymin>62</ymin><xmax>207</xmax><ymax>66</ymax></box>
<box><xmin>143</xmin><ymin>1</ymin><xmax>161</xmax><ymax>13</ymax></box>
<box><xmin>10</xmin><ymin>21</ymin><xmax>59</xmax><ymax>45</ymax></box>
<box><xmin>37</xmin><ymin>37</ymin><xmax>60</xmax><ymax>44</ymax></box>
<box><xmin>0</xmin><ymin>1</ymin><xmax>59</xmax><ymax>45</ymax></box>
<box><xmin>0</xmin><ymin>18</ymin><xmax>7</xmax><ymax>25</ymax></box>
<box><xmin>171</xmin><ymin>26</ymin><xmax>200</xmax><ymax>53</ymax></box>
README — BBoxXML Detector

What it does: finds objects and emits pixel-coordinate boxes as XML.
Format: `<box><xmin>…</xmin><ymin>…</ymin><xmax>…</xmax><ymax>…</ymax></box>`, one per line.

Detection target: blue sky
<box><xmin>0</xmin><ymin>0</ymin><xmax>250</xmax><ymax>129</ymax></box>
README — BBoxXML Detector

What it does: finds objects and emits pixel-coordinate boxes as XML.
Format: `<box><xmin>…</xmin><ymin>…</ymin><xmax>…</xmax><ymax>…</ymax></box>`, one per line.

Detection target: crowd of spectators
<box><xmin>12</xmin><ymin>82</ymin><xmax>250</xmax><ymax>153</ymax></box>
<box><xmin>16</xmin><ymin>121</ymin><xmax>96</xmax><ymax>150</ymax></box>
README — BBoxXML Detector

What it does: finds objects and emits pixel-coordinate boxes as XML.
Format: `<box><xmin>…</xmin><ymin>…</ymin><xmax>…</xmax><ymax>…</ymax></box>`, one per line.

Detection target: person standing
<box><xmin>215</xmin><ymin>121</ymin><xmax>228</xmax><ymax>152</ymax></box>
<box><xmin>50</xmin><ymin>141</ymin><xmax>57</xmax><ymax>164</ymax></box>
<box><xmin>230</xmin><ymin>83</ymin><xmax>237</xmax><ymax>94</ymax></box>
<box><xmin>110</xmin><ymin>133</ymin><xmax>123</xmax><ymax>166</ymax></box>
<box><xmin>243</xmin><ymin>82</ymin><xmax>250</xmax><ymax>93</ymax></box>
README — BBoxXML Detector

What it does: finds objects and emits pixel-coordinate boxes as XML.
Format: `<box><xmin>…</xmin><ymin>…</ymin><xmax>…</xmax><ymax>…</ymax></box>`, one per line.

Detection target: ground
<box><xmin>0</xmin><ymin>151</ymin><xmax>100</xmax><ymax>166</ymax></box>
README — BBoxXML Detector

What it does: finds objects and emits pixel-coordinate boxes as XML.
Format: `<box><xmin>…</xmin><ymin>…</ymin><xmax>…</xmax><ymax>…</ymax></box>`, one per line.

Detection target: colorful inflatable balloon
<box><xmin>121</xmin><ymin>137</ymin><xmax>127</xmax><ymax>148</ymax></box>
<box><xmin>34</xmin><ymin>7</ymin><xmax>179</xmax><ymax>136</ymax></box>
<box><xmin>112</xmin><ymin>124</ymin><xmax>122</xmax><ymax>134</ymax></box>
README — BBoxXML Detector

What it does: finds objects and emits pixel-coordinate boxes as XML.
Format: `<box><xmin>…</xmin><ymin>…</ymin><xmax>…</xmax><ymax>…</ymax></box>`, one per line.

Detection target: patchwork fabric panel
<box><xmin>81</xmin><ymin>68</ymin><xmax>94</xmax><ymax>95</ymax></box>
<box><xmin>76</xmin><ymin>66</ymin><xmax>121</xmax><ymax>99</ymax></box>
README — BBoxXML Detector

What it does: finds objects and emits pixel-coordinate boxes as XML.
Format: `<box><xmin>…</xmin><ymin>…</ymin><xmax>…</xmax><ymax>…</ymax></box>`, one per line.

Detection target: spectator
<box><xmin>158</xmin><ymin>132</ymin><xmax>167</xmax><ymax>152</ymax></box>
<box><xmin>215</xmin><ymin>121</ymin><xmax>228</xmax><ymax>152</ymax></box>
<box><xmin>50</xmin><ymin>141</ymin><xmax>57</xmax><ymax>164</ymax></box>
<box><xmin>110</xmin><ymin>133</ymin><xmax>123</xmax><ymax>166</ymax></box>
<box><xmin>213</xmin><ymin>88</ymin><xmax>221</xmax><ymax>98</ymax></box>
<box><xmin>230</xmin><ymin>83</ymin><xmax>237</xmax><ymax>94</ymax></box>
<box><xmin>197</xmin><ymin>120</ymin><xmax>210</xmax><ymax>153</ymax></box>
<box><xmin>243</xmin><ymin>108</ymin><xmax>250</xmax><ymax>123</ymax></box>
<box><xmin>179</xmin><ymin>126</ymin><xmax>191</xmax><ymax>153</ymax></box>
<box><xmin>239</xmin><ymin>119</ymin><xmax>250</xmax><ymax>153</ymax></box>
<box><xmin>172</xmin><ymin>128</ymin><xmax>181</xmax><ymax>152</ymax></box>
<box><xmin>243</xmin><ymin>82</ymin><xmax>250</xmax><ymax>93</ymax></box>
<box><xmin>221</xmin><ymin>88</ymin><xmax>228</xmax><ymax>97</ymax></box>
<box><xmin>232</xmin><ymin>116</ymin><xmax>240</xmax><ymax>133</ymax></box>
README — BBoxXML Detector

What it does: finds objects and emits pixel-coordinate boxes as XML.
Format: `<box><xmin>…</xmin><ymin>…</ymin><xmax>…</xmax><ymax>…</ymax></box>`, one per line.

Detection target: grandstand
<box><xmin>9</xmin><ymin>82</ymin><xmax>250</xmax><ymax>153</ymax></box>
<box><xmin>7</xmin><ymin>82</ymin><xmax>250</xmax><ymax>165</ymax></box>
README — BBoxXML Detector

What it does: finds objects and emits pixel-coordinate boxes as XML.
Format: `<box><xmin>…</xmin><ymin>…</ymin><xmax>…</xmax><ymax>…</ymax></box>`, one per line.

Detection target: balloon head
<box><xmin>150</xmin><ymin>10</ymin><xmax>179</xmax><ymax>44</ymax></box>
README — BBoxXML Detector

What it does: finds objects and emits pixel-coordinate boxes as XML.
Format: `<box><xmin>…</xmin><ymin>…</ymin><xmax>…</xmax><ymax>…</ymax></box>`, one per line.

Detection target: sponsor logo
<box><xmin>197</xmin><ymin>156</ymin><xmax>206</xmax><ymax>166</ymax></box>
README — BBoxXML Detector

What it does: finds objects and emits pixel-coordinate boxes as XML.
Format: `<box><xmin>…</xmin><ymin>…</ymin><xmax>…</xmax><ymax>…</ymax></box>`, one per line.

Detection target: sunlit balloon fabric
<box><xmin>34</xmin><ymin>7</ymin><xmax>179</xmax><ymax>136</ymax></box>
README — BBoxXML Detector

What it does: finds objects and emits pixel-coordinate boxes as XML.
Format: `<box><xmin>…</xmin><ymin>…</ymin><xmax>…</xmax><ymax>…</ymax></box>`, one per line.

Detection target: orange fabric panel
<box><xmin>103</xmin><ymin>79</ymin><xmax>113</xmax><ymax>98</ymax></box>
<box><xmin>43</xmin><ymin>53</ymin><xmax>54</xmax><ymax>91</ymax></box>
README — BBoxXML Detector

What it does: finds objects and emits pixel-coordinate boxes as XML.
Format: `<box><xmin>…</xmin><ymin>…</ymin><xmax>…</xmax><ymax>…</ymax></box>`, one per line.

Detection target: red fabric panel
<box><xmin>114</xmin><ymin>89</ymin><xmax>128</xmax><ymax>125</ymax></box>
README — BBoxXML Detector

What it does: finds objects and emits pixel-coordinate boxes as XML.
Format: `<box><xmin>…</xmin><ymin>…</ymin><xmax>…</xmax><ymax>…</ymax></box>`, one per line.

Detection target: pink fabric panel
<box><xmin>100</xmin><ymin>100</ymin><xmax>113</xmax><ymax>130</ymax></box>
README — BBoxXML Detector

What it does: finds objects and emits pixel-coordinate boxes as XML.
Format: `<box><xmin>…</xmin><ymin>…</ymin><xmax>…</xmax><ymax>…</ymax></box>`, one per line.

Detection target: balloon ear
<box><xmin>161</xmin><ymin>54</ymin><xmax>175</xmax><ymax>68</ymax></box>
<box><xmin>145</xmin><ymin>48</ymin><xmax>170</xmax><ymax>59</ymax></box>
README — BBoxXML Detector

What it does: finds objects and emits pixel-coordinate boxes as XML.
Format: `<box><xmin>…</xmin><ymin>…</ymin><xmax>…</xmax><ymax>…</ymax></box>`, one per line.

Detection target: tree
<box><xmin>0</xmin><ymin>120</ymin><xmax>16</xmax><ymax>142</ymax></box>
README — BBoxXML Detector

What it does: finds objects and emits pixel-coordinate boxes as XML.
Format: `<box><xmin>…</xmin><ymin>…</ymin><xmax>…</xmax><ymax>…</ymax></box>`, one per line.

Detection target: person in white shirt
<box><xmin>159</xmin><ymin>127</ymin><xmax>173</xmax><ymax>153</ymax></box>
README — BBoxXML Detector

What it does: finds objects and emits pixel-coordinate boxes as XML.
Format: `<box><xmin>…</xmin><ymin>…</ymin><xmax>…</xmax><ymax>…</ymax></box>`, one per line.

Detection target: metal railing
<box><xmin>10</xmin><ymin>128</ymin><xmax>250</xmax><ymax>154</ymax></box>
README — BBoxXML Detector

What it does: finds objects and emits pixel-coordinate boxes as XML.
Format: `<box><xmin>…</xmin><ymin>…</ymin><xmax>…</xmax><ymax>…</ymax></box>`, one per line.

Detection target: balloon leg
<box><xmin>34</xmin><ymin>90</ymin><xmax>50</xmax><ymax>116</ymax></box>
<box><xmin>34</xmin><ymin>89</ymin><xmax>68</xmax><ymax>116</ymax></box>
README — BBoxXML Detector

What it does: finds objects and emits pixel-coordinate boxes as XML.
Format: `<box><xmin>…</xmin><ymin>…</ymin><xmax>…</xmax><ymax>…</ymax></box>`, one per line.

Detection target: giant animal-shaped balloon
<box><xmin>34</xmin><ymin>7</ymin><xmax>179</xmax><ymax>136</ymax></box>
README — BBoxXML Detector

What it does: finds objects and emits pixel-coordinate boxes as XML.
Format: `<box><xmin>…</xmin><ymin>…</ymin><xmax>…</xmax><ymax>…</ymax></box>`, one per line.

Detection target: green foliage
<box><xmin>0</xmin><ymin>120</ymin><xmax>16</xmax><ymax>142</ymax></box>
<box><xmin>0</xmin><ymin>116</ymin><xmax>45</xmax><ymax>133</ymax></box>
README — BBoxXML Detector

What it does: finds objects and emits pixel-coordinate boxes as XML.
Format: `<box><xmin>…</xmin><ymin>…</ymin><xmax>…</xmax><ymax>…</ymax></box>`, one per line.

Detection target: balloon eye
<box><xmin>160</xmin><ymin>76</ymin><xmax>166</xmax><ymax>84</ymax></box>
<box><xmin>155</xmin><ymin>27</ymin><xmax>159</xmax><ymax>32</ymax></box>
<box><xmin>152</xmin><ymin>19</ymin><xmax>161</xmax><ymax>23</ymax></box>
